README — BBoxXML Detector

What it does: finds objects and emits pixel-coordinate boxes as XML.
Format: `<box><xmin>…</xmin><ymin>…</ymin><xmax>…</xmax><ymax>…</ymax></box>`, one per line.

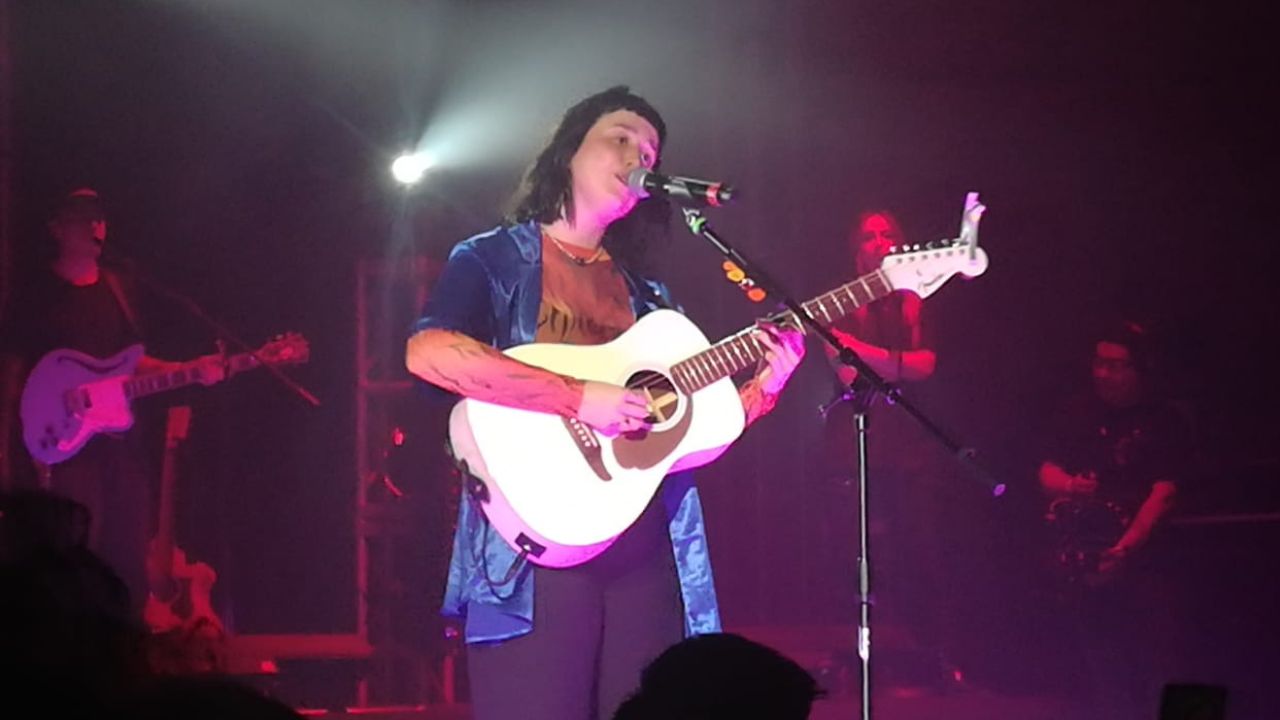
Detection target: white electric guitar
<box><xmin>450</xmin><ymin>194</ymin><xmax>989</xmax><ymax>567</ymax></box>
<box><xmin>21</xmin><ymin>333</ymin><xmax>309</xmax><ymax>465</ymax></box>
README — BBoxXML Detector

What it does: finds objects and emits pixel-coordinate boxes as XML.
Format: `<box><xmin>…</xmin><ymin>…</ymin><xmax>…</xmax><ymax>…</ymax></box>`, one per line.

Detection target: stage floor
<box><xmin>292</xmin><ymin>691</ymin><xmax>1079</xmax><ymax>720</ymax></box>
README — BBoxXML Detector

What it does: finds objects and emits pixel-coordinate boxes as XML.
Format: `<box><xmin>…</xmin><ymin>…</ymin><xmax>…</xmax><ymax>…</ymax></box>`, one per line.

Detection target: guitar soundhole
<box><xmin>613</xmin><ymin>370</ymin><xmax>694</xmax><ymax>471</ymax></box>
<box><xmin>626</xmin><ymin>370</ymin><xmax>681</xmax><ymax>427</ymax></box>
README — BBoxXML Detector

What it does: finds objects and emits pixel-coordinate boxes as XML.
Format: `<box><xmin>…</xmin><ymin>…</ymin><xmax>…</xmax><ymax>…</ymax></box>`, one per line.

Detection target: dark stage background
<box><xmin>5</xmin><ymin>0</ymin><xmax>1277</xmax><ymax>714</ymax></box>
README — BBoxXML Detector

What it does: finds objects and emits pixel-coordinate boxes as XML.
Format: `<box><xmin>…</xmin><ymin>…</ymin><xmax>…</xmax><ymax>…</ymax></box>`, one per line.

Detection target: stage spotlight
<box><xmin>391</xmin><ymin>152</ymin><xmax>434</xmax><ymax>185</ymax></box>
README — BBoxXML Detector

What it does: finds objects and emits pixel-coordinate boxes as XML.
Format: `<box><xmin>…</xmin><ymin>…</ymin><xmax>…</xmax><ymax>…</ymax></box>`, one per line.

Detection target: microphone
<box><xmin>627</xmin><ymin>168</ymin><xmax>736</xmax><ymax>207</ymax></box>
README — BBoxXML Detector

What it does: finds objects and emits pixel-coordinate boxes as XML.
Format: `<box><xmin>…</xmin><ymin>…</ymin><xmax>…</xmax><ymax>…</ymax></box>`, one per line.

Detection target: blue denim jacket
<box><xmin>413</xmin><ymin>220</ymin><xmax>721</xmax><ymax>644</ymax></box>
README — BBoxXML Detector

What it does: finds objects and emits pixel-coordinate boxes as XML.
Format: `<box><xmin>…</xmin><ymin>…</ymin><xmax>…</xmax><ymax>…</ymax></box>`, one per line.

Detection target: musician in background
<box><xmin>405</xmin><ymin>86</ymin><xmax>806</xmax><ymax>720</ymax></box>
<box><xmin>822</xmin><ymin>211</ymin><xmax>936</xmax><ymax>396</ymax></box>
<box><xmin>818</xmin><ymin>209</ymin><xmax>964</xmax><ymax>693</ymax></box>
<box><xmin>1037</xmin><ymin>319</ymin><xmax>1191</xmax><ymax>719</ymax></box>
<box><xmin>0</xmin><ymin>188</ymin><xmax>225</xmax><ymax>606</ymax></box>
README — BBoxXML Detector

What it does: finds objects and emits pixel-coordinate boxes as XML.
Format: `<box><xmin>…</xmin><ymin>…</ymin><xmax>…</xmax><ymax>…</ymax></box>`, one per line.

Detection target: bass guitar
<box><xmin>143</xmin><ymin>404</ymin><xmax>226</xmax><ymax>673</ymax></box>
<box><xmin>1044</xmin><ymin>494</ymin><xmax>1132</xmax><ymax>589</ymax></box>
<box><xmin>21</xmin><ymin>333</ymin><xmax>308</xmax><ymax>465</ymax></box>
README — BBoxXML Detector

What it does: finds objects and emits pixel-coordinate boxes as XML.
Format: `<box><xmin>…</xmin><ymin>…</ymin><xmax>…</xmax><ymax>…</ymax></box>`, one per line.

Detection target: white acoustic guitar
<box><xmin>21</xmin><ymin>333</ymin><xmax>308</xmax><ymax>465</ymax></box>
<box><xmin>448</xmin><ymin>195</ymin><xmax>989</xmax><ymax>568</ymax></box>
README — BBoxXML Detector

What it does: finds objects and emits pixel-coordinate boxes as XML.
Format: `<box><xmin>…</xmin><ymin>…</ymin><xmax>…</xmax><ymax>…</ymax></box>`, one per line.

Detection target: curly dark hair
<box><xmin>508</xmin><ymin>85</ymin><xmax>672</xmax><ymax>272</ymax></box>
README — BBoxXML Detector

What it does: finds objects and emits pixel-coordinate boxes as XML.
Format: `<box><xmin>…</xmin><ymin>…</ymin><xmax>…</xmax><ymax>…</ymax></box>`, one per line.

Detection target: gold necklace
<box><xmin>545</xmin><ymin>232</ymin><xmax>607</xmax><ymax>266</ymax></box>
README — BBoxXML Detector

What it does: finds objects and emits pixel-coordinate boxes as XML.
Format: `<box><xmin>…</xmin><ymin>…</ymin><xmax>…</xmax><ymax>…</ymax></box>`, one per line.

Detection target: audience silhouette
<box><xmin>613</xmin><ymin>632</ymin><xmax>824</xmax><ymax>720</ymax></box>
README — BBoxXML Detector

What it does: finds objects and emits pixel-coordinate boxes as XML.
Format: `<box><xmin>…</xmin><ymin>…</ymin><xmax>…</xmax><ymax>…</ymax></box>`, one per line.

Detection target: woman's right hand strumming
<box><xmin>576</xmin><ymin>381</ymin><xmax>652</xmax><ymax>437</ymax></box>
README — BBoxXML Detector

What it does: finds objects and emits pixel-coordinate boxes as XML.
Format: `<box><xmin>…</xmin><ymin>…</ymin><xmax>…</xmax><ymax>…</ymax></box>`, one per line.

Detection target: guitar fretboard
<box><xmin>124</xmin><ymin>354</ymin><xmax>259</xmax><ymax>400</ymax></box>
<box><xmin>668</xmin><ymin>269</ymin><xmax>894</xmax><ymax>395</ymax></box>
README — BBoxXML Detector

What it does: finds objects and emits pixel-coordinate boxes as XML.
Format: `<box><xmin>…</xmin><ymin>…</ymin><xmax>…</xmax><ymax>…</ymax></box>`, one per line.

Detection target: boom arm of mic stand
<box><xmin>112</xmin><ymin>253</ymin><xmax>321</xmax><ymax>407</ymax></box>
<box><xmin>681</xmin><ymin>208</ymin><xmax>895</xmax><ymax>396</ymax></box>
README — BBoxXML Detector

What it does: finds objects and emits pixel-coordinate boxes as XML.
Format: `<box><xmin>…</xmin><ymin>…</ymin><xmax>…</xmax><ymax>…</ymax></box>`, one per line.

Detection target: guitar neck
<box><xmin>124</xmin><ymin>352</ymin><xmax>259</xmax><ymax>400</ymax></box>
<box><xmin>670</xmin><ymin>269</ymin><xmax>894</xmax><ymax>394</ymax></box>
<box><xmin>153</xmin><ymin>405</ymin><xmax>192</xmax><ymax>583</ymax></box>
<box><xmin>154</xmin><ymin>438</ymin><xmax>180</xmax><ymax>577</ymax></box>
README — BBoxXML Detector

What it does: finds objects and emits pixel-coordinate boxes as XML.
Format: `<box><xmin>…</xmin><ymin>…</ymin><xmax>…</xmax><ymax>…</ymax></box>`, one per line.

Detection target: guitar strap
<box><xmin>102</xmin><ymin>269</ymin><xmax>144</xmax><ymax>339</ymax></box>
<box><xmin>444</xmin><ymin>442</ymin><xmax>530</xmax><ymax>598</ymax></box>
<box><xmin>443</xmin><ymin>261</ymin><xmax>667</xmax><ymax>599</ymax></box>
<box><xmin>617</xmin><ymin>264</ymin><xmax>676</xmax><ymax>314</ymax></box>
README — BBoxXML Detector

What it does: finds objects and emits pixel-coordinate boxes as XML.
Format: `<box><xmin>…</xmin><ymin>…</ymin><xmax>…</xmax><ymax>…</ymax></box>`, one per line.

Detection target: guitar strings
<box><xmin>621</xmin><ymin>268</ymin><xmax>890</xmax><ymax>394</ymax></box>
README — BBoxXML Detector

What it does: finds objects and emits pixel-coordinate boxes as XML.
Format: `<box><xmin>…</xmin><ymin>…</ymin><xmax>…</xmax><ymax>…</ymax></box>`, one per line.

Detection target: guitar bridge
<box><xmin>562</xmin><ymin>417</ymin><xmax>612</xmax><ymax>481</ymax></box>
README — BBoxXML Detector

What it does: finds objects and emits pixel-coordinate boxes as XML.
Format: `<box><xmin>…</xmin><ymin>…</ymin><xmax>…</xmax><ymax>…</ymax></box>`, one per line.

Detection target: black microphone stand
<box><xmin>680</xmin><ymin>195</ymin><xmax>1002</xmax><ymax>720</ymax></box>
<box><xmin>105</xmin><ymin>249</ymin><xmax>320</xmax><ymax>407</ymax></box>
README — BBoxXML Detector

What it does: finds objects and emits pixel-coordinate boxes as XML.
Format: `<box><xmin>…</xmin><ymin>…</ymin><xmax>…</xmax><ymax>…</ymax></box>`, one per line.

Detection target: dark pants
<box><xmin>48</xmin><ymin>435</ymin><xmax>151</xmax><ymax>611</ymax></box>
<box><xmin>817</xmin><ymin>437</ymin><xmax>959</xmax><ymax>679</ymax></box>
<box><xmin>467</xmin><ymin>498</ymin><xmax>684</xmax><ymax>720</ymax></box>
<box><xmin>820</xmin><ymin>403</ymin><xmax>958</xmax><ymax>648</ymax></box>
<box><xmin>1061</xmin><ymin>562</ymin><xmax>1184</xmax><ymax>720</ymax></box>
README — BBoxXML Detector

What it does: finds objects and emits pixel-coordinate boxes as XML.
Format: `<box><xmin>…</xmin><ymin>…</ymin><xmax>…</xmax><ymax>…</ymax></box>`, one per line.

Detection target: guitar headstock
<box><xmin>879</xmin><ymin>192</ymin><xmax>989</xmax><ymax>300</ymax></box>
<box><xmin>255</xmin><ymin>332</ymin><xmax>311</xmax><ymax>366</ymax></box>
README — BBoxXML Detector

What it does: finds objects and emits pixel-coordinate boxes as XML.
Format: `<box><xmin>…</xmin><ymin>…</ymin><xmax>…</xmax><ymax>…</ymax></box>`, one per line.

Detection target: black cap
<box><xmin>1097</xmin><ymin>318</ymin><xmax>1154</xmax><ymax>370</ymax></box>
<box><xmin>52</xmin><ymin>187</ymin><xmax>106</xmax><ymax>222</ymax></box>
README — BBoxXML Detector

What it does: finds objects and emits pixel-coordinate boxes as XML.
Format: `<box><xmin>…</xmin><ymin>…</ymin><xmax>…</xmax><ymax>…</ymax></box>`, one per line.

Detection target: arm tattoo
<box><xmin>409</xmin><ymin>331</ymin><xmax>584</xmax><ymax>417</ymax></box>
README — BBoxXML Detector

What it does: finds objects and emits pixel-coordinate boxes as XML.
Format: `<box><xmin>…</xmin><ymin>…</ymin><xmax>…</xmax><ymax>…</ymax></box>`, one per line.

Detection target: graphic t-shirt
<box><xmin>535</xmin><ymin>234</ymin><xmax>635</xmax><ymax>346</ymax></box>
